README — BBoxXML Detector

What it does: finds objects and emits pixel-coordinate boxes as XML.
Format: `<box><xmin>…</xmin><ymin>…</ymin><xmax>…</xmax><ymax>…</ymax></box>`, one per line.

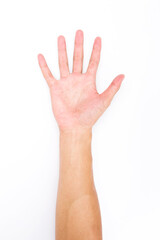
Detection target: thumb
<box><xmin>99</xmin><ymin>74</ymin><xmax>125</xmax><ymax>110</ymax></box>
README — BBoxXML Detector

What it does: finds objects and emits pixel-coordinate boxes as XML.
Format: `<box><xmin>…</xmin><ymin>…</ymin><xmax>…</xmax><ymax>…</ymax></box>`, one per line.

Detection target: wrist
<box><xmin>59</xmin><ymin>126</ymin><xmax>92</xmax><ymax>165</ymax></box>
<box><xmin>59</xmin><ymin>126</ymin><xmax>92</xmax><ymax>140</ymax></box>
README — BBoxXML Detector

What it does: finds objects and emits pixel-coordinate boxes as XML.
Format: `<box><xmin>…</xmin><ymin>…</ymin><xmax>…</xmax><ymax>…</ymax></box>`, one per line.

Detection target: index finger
<box><xmin>86</xmin><ymin>37</ymin><xmax>101</xmax><ymax>77</ymax></box>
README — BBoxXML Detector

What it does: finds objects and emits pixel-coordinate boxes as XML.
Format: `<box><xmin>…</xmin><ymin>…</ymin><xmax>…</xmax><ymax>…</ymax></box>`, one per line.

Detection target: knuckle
<box><xmin>111</xmin><ymin>80</ymin><xmax>118</xmax><ymax>90</ymax></box>
<box><xmin>89</xmin><ymin>60</ymin><xmax>96</xmax><ymax>68</ymax></box>
<box><xmin>59</xmin><ymin>58</ymin><xmax>68</xmax><ymax>69</ymax></box>
<box><xmin>89</xmin><ymin>60</ymin><xmax>98</xmax><ymax>70</ymax></box>
<box><xmin>47</xmin><ymin>70</ymin><xmax>53</xmax><ymax>79</ymax></box>
<box><xmin>73</xmin><ymin>53</ymin><xmax>82</xmax><ymax>62</ymax></box>
<box><xmin>59</xmin><ymin>55</ymin><xmax>66</xmax><ymax>64</ymax></box>
<box><xmin>73</xmin><ymin>55</ymin><xmax>80</xmax><ymax>62</ymax></box>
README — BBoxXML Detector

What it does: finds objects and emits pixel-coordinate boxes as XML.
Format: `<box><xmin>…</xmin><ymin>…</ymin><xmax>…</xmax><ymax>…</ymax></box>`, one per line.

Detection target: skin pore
<box><xmin>38</xmin><ymin>29</ymin><xmax>125</xmax><ymax>240</ymax></box>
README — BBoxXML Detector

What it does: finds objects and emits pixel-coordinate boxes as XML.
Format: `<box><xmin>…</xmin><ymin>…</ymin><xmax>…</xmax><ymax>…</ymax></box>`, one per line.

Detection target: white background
<box><xmin>0</xmin><ymin>0</ymin><xmax>160</xmax><ymax>239</ymax></box>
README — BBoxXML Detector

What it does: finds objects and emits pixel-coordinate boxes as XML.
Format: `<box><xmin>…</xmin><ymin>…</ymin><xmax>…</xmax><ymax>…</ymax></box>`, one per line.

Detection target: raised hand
<box><xmin>37</xmin><ymin>30</ymin><xmax>125</xmax><ymax>132</ymax></box>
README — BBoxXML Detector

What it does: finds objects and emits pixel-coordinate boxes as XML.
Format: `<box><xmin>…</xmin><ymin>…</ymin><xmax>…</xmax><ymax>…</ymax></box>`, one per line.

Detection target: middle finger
<box><xmin>72</xmin><ymin>30</ymin><xmax>84</xmax><ymax>73</ymax></box>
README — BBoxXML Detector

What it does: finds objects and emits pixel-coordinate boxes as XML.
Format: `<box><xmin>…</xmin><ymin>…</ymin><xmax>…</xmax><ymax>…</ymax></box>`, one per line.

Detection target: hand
<box><xmin>37</xmin><ymin>30</ymin><xmax>125</xmax><ymax>132</ymax></box>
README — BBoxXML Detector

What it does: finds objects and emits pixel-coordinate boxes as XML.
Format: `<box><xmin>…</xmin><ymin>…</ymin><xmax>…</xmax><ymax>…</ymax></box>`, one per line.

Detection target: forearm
<box><xmin>55</xmin><ymin>128</ymin><xmax>102</xmax><ymax>240</ymax></box>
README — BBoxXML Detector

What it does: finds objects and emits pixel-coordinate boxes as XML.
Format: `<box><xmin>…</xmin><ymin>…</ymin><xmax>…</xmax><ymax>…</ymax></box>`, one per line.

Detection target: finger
<box><xmin>72</xmin><ymin>30</ymin><xmax>84</xmax><ymax>73</ymax></box>
<box><xmin>37</xmin><ymin>54</ymin><xmax>56</xmax><ymax>87</ymax></box>
<box><xmin>99</xmin><ymin>74</ymin><xmax>125</xmax><ymax>110</ymax></box>
<box><xmin>58</xmin><ymin>35</ymin><xmax>70</xmax><ymax>78</ymax></box>
<box><xmin>86</xmin><ymin>37</ymin><xmax>101</xmax><ymax>77</ymax></box>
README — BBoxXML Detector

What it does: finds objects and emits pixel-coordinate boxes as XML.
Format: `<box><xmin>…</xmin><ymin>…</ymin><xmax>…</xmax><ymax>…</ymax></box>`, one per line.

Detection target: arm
<box><xmin>37</xmin><ymin>29</ymin><xmax>125</xmax><ymax>240</ymax></box>
<box><xmin>57</xmin><ymin>128</ymin><xmax>102</xmax><ymax>240</ymax></box>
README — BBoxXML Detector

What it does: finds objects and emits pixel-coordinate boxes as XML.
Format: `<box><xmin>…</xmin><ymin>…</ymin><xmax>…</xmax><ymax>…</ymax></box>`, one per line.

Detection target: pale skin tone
<box><xmin>37</xmin><ymin>29</ymin><xmax>125</xmax><ymax>240</ymax></box>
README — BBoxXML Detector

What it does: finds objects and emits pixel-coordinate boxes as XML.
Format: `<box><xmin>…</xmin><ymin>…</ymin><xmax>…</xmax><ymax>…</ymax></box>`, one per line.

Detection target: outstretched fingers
<box><xmin>72</xmin><ymin>30</ymin><xmax>84</xmax><ymax>73</ymax></box>
<box><xmin>58</xmin><ymin>35</ymin><xmax>70</xmax><ymax>78</ymax></box>
<box><xmin>37</xmin><ymin>54</ymin><xmax>56</xmax><ymax>87</ymax></box>
<box><xmin>86</xmin><ymin>37</ymin><xmax>101</xmax><ymax>77</ymax></box>
<box><xmin>99</xmin><ymin>74</ymin><xmax>125</xmax><ymax>110</ymax></box>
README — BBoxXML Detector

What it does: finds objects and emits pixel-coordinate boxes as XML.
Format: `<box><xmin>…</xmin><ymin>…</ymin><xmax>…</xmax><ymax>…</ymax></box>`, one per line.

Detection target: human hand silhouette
<box><xmin>38</xmin><ymin>30</ymin><xmax>125</xmax><ymax>132</ymax></box>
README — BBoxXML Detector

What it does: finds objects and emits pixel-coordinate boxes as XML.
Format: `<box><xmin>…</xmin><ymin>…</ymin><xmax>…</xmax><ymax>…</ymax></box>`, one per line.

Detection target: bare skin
<box><xmin>38</xmin><ymin>29</ymin><xmax>125</xmax><ymax>240</ymax></box>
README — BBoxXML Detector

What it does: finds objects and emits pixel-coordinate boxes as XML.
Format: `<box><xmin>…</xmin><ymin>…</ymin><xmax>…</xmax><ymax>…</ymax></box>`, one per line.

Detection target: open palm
<box><xmin>38</xmin><ymin>30</ymin><xmax>125</xmax><ymax>132</ymax></box>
